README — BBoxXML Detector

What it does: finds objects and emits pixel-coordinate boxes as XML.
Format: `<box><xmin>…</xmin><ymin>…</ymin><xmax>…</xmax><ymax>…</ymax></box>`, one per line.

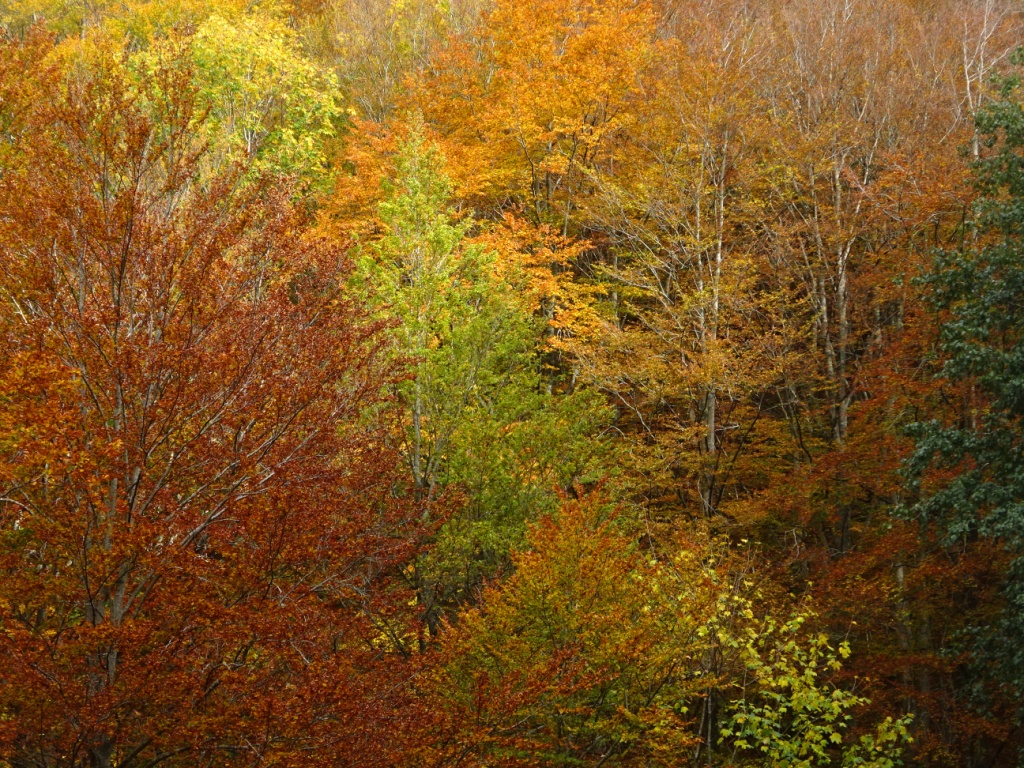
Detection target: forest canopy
<box><xmin>0</xmin><ymin>0</ymin><xmax>1022</xmax><ymax>766</ymax></box>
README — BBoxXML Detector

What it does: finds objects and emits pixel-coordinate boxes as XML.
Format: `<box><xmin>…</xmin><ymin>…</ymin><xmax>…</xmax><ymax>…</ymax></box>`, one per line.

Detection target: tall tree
<box><xmin>354</xmin><ymin>126</ymin><xmax>609</xmax><ymax>624</ymax></box>
<box><xmin>908</xmin><ymin>50</ymin><xmax>1024</xmax><ymax>723</ymax></box>
<box><xmin>0</xmin><ymin>38</ymin><xmax>429</xmax><ymax>768</ymax></box>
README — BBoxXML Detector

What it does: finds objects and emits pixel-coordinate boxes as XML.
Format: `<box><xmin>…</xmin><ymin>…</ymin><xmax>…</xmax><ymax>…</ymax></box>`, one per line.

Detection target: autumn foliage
<box><xmin>0</xmin><ymin>35</ymin><xmax>431</xmax><ymax>768</ymax></box>
<box><xmin>2</xmin><ymin>0</ymin><xmax>1024</xmax><ymax>765</ymax></box>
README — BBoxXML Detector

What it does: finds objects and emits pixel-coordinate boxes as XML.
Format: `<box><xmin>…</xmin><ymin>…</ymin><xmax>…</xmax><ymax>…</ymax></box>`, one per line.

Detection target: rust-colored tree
<box><xmin>0</xmin><ymin>36</ymin><xmax>431</xmax><ymax>768</ymax></box>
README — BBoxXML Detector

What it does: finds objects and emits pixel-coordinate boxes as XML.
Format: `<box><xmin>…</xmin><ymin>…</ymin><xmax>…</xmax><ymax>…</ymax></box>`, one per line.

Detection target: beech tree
<box><xmin>425</xmin><ymin>493</ymin><xmax>718</xmax><ymax>767</ymax></box>
<box><xmin>0</xmin><ymin>37</ymin><xmax>429</xmax><ymax>768</ymax></box>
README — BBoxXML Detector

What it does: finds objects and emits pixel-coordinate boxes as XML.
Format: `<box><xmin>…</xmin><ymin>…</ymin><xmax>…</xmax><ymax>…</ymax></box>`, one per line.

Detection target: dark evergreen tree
<box><xmin>908</xmin><ymin>49</ymin><xmax>1024</xmax><ymax>715</ymax></box>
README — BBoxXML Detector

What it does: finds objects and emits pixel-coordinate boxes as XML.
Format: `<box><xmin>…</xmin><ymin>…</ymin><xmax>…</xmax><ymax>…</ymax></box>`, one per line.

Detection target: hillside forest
<box><xmin>2</xmin><ymin>0</ymin><xmax>1024</xmax><ymax>765</ymax></box>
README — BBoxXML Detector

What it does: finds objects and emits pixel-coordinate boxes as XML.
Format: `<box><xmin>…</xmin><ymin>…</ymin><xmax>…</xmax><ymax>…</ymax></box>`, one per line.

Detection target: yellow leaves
<box><xmin>2</xmin><ymin>0</ymin><xmax>250</xmax><ymax>44</ymax></box>
<box><xmin>178</xmin><ymin>12</ymin><xmax>341</xmax><ymax>176</ymax></box>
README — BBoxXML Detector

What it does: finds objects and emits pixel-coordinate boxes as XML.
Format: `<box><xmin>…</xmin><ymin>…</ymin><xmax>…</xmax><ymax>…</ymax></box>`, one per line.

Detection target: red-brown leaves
<box><xmin>0</xmin><ymin>35</ymin><xmax>431</xmax><ymax>768</ymax></box>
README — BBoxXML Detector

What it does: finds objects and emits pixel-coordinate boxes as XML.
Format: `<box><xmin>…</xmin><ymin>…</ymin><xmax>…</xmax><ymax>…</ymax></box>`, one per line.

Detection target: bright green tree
<box><xmin>356</xmin><ymin>126</ymin><xmax>609</xmax><ymax>623</ymax></box>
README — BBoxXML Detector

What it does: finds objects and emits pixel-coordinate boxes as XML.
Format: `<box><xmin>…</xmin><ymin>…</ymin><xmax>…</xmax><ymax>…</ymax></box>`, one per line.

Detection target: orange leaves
<box><xmin>421</xmin><ymin>491</ymin><xmax>715</xmax><ymax>766</ymax></box>
<box><xmin>470</xmin><ymin>213</ymin><xmax>601</xmax><ymax>342</ymax></box>
<box><xmin>0</xmin><ymin>348</ymin><xmax>80</xmax><ymax>482</ymax></box>
<box><xmin>409</xmin><ymin>0</ymin><xmax>656</xmax><ymax>224</ymax></box>
<box><xmin>321</xmin><ymin>116</ymin><xmax>399</xmax><ymax>237</ymax></box>
<box><xmin>0</xmin><ymin>33</ymin><xmax>432</xmax><ymax>768</ymax></box>
<box><xmin>484</xmin><ymin>0</ymin><xmax>654</xmax><ymax>129</ymax></box>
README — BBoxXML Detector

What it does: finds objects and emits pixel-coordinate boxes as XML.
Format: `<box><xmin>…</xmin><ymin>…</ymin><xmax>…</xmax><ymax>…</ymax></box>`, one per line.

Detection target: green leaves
<box><xmin>135</xmin><ymin>12</ymin><xmax>341</xmax><ymax>184</ymax></box>
<box><xmin>721</xmin><ymin>612</ymin><xmax>912</xmax><ymax>768</ymax></box>
<box><xmin>907</xmin><ymin>45</ymin><xmax>1024</xmax><ymax>713</ymax></box>
<box><xmin>356</xmin><ymin>126</ymin><xmax>610</xmax><ymax>608</ymax></box>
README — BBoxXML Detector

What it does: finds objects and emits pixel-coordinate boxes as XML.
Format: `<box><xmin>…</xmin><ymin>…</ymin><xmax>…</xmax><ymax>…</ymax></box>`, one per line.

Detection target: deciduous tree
<box><xmin>0</xmin><ymin>37</ymin><xmax>429</xmax><ymax>768</ymax></box>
